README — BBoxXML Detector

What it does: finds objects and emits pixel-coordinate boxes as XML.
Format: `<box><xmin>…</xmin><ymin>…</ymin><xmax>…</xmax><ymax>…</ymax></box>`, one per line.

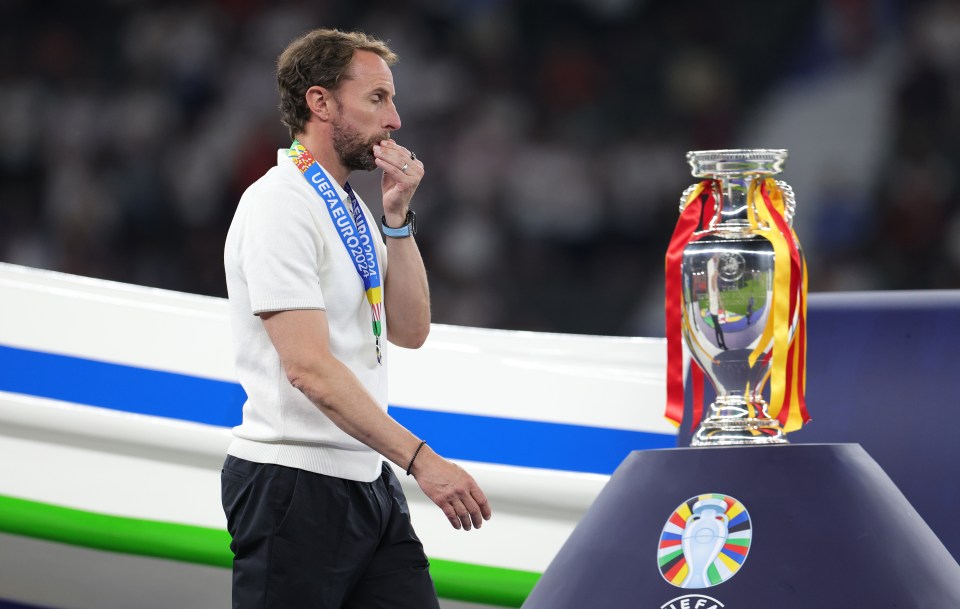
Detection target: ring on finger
<box><xmin>401</xmin><ymin>162</ymin><xmax>409</xmax><ymax>174</ymax></box>
<box><xmin>410</xmin><ymin>151</ymin><xmax>417</xmax><ymax>161</ymax></box>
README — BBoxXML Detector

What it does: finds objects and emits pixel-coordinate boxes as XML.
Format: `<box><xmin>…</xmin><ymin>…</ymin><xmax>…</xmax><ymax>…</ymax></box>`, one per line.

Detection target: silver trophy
<box><xmin>679</xmin><ymin>149</ymin><xmax>800</xmax><ymax>445</ymax></box>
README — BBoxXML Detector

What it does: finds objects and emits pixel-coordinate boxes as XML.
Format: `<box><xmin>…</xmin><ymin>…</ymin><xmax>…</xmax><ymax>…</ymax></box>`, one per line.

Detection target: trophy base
<box><xmin>691</xmin><ymin>417</ymin><xmax>787</xmax><ymax>446</ymax></box>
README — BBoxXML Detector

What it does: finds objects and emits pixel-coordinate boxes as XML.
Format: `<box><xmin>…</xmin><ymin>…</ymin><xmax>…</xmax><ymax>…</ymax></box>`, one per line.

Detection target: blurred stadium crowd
<box><xmin>1</xmin><ymin>0</ymin><xmax>958</xmax><ymax>336</ymax></box>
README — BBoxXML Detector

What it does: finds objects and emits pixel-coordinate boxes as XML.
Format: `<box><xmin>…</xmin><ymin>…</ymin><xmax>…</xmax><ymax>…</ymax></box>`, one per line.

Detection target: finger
<box><xmin>456</xmin><ymin>487</ymin><xmax>486</xmax><ymax>529</ymax></box>
<box><xmin>380</xmin><ymin>140</ymin><xmax>422</xmax><ymax>170</ymax></box>
<box><xmin>463</xmin><ymin>497</ymin><xmax>484</xmax><ymax>530</ymax></box>
<box><xmin>440</xmin><ymin>503</ymin><xmax>461</xmax><ymax>530</ymax></box>
<box><xmin>451</xmin><ymin>498</ymin><xmax>473</xmax><ymax>531</ymax></box>
<box><xmin>375</xmin><ymin>140</ymin><xmax>408</xmax><ymax>166</ymax></box>
<box><xmin>374</xmin><ymin>156</ymin><xmax>413</xmax><ymax>180</ymax></box>
<box><xmin>381</xmin><ymin>138</ymin><xmax>411</xmax><ymax>159</ymax></box>
<box><xmin>472</xmin><ymin>487</ymin><xmax>493</xmax><ymax>521</ymax></box>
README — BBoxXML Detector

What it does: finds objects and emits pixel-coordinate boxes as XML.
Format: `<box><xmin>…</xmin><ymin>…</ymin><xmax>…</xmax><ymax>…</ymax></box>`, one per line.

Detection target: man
<box><xmin>221</xmin><ymin>28</ymin><xmax>491</xmax><ymax>609</ymax></box>
<box><xmin>706</xmin><ymin>254</ymin><xmax>727</xmax><ymax>350</ymax></box>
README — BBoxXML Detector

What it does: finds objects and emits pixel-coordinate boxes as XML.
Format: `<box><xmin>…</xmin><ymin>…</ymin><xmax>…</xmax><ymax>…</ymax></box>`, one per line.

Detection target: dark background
<box><xmin>2</xmin><ymin>0</ymin><xmax>958</xmax><ymax>338</ymax></box>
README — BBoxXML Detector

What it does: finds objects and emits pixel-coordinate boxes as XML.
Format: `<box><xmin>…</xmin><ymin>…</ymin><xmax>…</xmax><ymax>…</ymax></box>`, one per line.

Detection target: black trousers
<box><xmin>221</xmin><ymin>455</ymin><xmax>440</xmax><ymax>609</ymax></box>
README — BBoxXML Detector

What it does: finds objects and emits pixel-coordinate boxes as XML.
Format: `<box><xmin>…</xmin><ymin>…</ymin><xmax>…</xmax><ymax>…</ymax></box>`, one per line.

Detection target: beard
<box><xmin>332</xmin><ymin>116</ymin><xmax>383</xmax><ymax>172</ymax></box>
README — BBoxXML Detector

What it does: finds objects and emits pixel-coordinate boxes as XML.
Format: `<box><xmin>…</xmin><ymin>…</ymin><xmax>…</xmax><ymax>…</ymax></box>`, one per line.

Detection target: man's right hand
<box><xmin>410</xmin><ymin>445</ymin><xmax>492</xmax><ymax>531</ymax></box>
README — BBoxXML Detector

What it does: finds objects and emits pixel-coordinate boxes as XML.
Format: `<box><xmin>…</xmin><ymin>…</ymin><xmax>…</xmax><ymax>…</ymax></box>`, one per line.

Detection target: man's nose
<box><xmin>384</xmin><ymin>102</ymin><xmax>401</xmax><ymax>131</ymax></box>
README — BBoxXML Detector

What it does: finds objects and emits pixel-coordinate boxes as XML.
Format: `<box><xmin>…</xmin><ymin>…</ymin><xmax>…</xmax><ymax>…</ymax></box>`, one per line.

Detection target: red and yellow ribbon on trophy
<box><xmin>665</xmin><ymin>178</ymin><xmax>810</xmax><ymax>435</ymax></box>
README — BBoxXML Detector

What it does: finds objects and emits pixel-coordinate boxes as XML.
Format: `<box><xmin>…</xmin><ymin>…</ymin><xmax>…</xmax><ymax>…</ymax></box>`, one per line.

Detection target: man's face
<box><xmin>330</xmin><ymin>50</ymin><xmax>401</xmax><ymax>172</ymax></box>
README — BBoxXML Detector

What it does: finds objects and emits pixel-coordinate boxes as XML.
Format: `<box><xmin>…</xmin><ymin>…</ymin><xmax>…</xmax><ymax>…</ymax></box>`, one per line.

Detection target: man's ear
<box><xmin>305</xmin><ymin>86</ymin><xmax>335</xmax><ymax>121</ymax></box>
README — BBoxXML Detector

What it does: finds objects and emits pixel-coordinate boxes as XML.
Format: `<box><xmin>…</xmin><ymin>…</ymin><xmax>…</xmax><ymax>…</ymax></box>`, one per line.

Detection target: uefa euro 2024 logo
<box><xmin>658</xmin><ymin>494</ymin><xmax>752</xmax><ymax>589</ymax></box>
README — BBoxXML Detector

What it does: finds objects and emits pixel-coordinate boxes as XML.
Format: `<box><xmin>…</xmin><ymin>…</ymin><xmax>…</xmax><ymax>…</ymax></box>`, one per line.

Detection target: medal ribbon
<box><xmin>287</xmin><ymin>141</ymin><xmax>384</xmax><ymax>364</ymax></box>
<box><xmin>664</xmin><ymin>180</ymin><xmax>715</xmax><ymax>428</ymax></box>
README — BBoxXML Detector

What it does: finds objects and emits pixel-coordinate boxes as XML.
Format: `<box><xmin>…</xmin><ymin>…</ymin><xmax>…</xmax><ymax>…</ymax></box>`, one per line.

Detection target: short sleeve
<box><xmin>239</xmin><ymin>188</ymin><xmax>326</xmax><ymax>315</ymax></box>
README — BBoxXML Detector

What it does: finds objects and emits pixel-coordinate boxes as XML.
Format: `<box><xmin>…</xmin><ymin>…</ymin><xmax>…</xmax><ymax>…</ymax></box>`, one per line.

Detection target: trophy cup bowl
<box><xmin>680</xmin><ymin>149</ymin><xmax>798</xmax><ymax>446</ymax></box>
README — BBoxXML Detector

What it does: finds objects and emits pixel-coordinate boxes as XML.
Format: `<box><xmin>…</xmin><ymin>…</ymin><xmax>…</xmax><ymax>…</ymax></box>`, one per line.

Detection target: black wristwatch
<box><xmin>381</xmin><ymin>210</ymin><xmax>417</xmax><ymax>238</ymax></box>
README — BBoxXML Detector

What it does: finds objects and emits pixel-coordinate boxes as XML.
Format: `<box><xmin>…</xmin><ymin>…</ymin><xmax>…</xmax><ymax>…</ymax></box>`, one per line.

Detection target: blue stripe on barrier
<box><xmin>390</xmin><ymin>407</ymin><xmax>676</xmax><ymax>475</ymax></box>
<box><xmin>0</xmin><ymin>344</ymin><xmax>245</xmax><ymax>428</ymax></box>
<box><xmin>0</xmin><ymin>344</ymin><xmax>676</xmax><ymax>474</ymax></box>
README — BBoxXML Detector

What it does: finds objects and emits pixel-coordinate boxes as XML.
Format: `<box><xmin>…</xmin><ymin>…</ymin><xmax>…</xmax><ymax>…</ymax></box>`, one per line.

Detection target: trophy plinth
<box><xmin>520</xmin><ymin>445</ymin><xmax>960</xmax><ymax>608</ymax></box>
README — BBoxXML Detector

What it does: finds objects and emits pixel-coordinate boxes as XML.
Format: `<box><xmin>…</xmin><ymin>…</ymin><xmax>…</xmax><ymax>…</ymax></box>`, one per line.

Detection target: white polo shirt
<box><xmin>223</xmin><ymin>150</ymin><xmax>389</xmax><ymax>482</ymax></box>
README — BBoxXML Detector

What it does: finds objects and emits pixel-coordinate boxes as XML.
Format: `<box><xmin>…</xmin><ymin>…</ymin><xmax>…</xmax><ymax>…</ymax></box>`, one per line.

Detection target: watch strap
<box><xmin>381</xmin><ymin>210</ymin><xmax>417</xmax><ymax>238</ymax></box>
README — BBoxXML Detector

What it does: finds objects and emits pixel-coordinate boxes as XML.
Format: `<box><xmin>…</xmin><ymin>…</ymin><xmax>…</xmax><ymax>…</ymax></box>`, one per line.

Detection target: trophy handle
<box><xmin>776</xmin><ymin>180</ymin><xmax>796</xmax><ymax>226</ymax></box>
<box><xmin>678</xmin><ymin>183</ymin><xmax>698</xmax><ymax>213</ymax></box>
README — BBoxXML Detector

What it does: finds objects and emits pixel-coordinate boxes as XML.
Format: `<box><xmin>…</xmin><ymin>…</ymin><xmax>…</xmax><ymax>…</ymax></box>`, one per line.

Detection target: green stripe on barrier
<box><xmin>0</xmin><ymin>493</ymin><xmax>233</xmax><ymax>568</ymax></box>
<box><xmin>0</xmin><ymin>494</ymin><xmax>539</xmax><ymax>607</ymax></box>
<box><xmin>430</xmin><ymin>559</ymin><xmax>541</xmax><ymax>607</ymax></box>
